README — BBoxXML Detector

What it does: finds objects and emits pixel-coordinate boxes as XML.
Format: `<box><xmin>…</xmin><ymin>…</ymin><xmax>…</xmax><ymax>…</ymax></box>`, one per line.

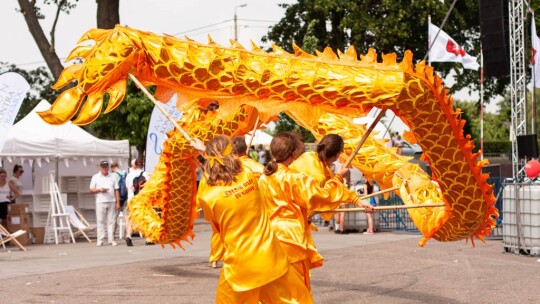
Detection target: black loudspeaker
<box><xmin>482</xmin><ymin>164</ymin><xmax>501</xmax><ymax>177</ymax></box>
<box><xmin>517</xmin><ymin>134</ymin><xmax>539</xmax><ymax>159</ymax></box>
<box><xmin>479</xmin><ymin>0</ymin><xmax>510</xmax><ymax>77</ymax></box>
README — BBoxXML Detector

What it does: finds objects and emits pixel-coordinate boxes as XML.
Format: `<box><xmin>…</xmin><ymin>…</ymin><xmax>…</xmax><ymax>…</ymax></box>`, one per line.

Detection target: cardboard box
<box><xmin>7</xmin><ymin>204</ymin><xmax>30</xmax><ymax>216</ymax></box>
<box><xmin>7</xmin><ymin>214</ymin><xmax>30</xmax><ymax>227</ymax></box>
<box><xmin>30</xmin><ymin>227</ymin><xmax>46</xmax><ymax>244</ymax></box>
<box><xmin>7</xmin><ymin>214</ymin><xmax>30</xmax><ymax>233</ymax></box>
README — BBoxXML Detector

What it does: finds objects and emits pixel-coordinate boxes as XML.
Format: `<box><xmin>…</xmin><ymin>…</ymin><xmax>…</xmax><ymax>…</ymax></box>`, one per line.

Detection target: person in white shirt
<box><xmin>124</xmin><ymin>159</ymin><xmax>150</xmax><ymax>246</ymax></box>
<box><xmin>89</xmin><ymin>160</ymin><xmax>120</xmax><ymax>246</ymax></box>
<box><xmin>257</xmin><ymin>144</ymin><xmax>266</xmax><ymax>164</ymax></box>
<box><xmin>8</xmin><ymin>164</ymin><xmax>24</xmax><ymax>203</ymax></box>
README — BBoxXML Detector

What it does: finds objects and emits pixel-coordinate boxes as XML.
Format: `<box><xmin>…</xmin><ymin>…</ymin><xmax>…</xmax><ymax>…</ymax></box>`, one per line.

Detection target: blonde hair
<box><xmin>204</xmin><ymin>136</ymin><xmax>242</xmax><ymax>186</ymax></box>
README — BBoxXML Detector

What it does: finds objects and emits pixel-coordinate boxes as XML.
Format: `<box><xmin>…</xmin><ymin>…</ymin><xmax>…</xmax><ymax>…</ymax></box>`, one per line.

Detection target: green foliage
<box><xmin>454</xmin><ymin>100</ymin><xmax>478</xmax><ymax>140</ymax></box>
<box><xmin>88</xmin><ymin>80</ymin><xmax>154</xmax><ymax>155</ymax></box>
<box><xmin>0</xmin><ymin>62</ymin><xmax>57</xmax><ymax>122</ymax></box>
<box><xmin>274</xmin><ymin>112</ymin><xmax>316</xmax><ymax>143</ymax></box>
<box><xmin>29</xmin><ymin>0</ymin><xmax>79</xmax><ymax>19</ymax></box>
<box><xmin>264</xmin><ymin>0</ymin><xmax>507</xmax><ymax>100</ymax></box>
<box><xmin>263</xmin><ymin>1</ymin><xmax>509</xmax><ymax>137</ymax></box>
<box><xmin>482</xmin><ymin>141</ymin><xmax>512</xmax><ymax>154</ymax></box>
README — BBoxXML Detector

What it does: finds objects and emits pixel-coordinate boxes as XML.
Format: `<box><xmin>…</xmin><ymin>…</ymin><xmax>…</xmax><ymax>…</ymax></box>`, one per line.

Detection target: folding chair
<box><xmin>0</xmin><ymin>224</ymin><xmax>27</xmax><ymax>251</ymax></box>
<box><xmin>65</xmin><ymin>205</ymin><xmax>95</xmax><ymax>243</ymax></box>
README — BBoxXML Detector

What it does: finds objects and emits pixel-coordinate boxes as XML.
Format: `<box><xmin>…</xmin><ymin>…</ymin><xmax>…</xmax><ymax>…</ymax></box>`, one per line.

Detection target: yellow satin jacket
<box><xmin>290</xmin><ymin>151</ymin><xmax>334</xmax><ymax>185</ymax></box>
<box><xmin>239</xmin><ymin>156</ymin><xmax>264</xmax><ymax>179</ymax></box>
<box><xmin>258</xmin><ymin>164</ymin><xmax>360</xmax><ymax>265</ymax></box>
<box><xmin>197</xmin><ymin>169</ymin><xmax>289</xmax><ymax>291</ymax></box>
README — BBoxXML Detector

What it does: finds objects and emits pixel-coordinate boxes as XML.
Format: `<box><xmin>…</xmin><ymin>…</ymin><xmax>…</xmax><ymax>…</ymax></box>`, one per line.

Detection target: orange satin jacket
<box><xmin>197</xmin><ymin>169</ymin><xmax>289</xmax><ymax>291</ymax></box>
<box><xmin>258</xmin><ymin>164</ymin><xmax>360</xmax><ymax>265</ymax></box>
<box><xmin>239</xmin><ymin>155</ymin><xmax>264</xmax><ymax>179</ymax></box>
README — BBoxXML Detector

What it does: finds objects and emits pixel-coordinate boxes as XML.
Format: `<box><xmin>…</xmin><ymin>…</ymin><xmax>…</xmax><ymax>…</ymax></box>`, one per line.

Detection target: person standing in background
<box><xmin>8</xmin><ymin>164</ymin><xmax>24</xmax><ymax>204</ymax></box>
<box><xmin>257</xmin><ymin>144</ymin><xmax>266</xmax><ymax>164</ymax></box>
<box><xmin>248</xmin><ymin>145</ymin><xmax>259</xmax><ymax>161</ymax></box>
<box><xmin>362</xmin><ymin>180</ymin><xmax>376</xmax><ymax>235</ymax></box>
<box><xmin>129</xmin><ymin>159</ymin><xmax>137</xmax><ymax>173</ymax></box>
<box><xmin>89</xmin><ymin>161</ymin><xmax>120</xmax><ymax>246</ymax></box>
<box><xmin>125</xmin><ymin>159</ymin><xmax>150</xmax><ymax>246</ymax></box>
<box><xmin>0</xmin><ymin>168</ymin><xmax>17</xmax><ymax>226</ymax></box>
<box><xmin>232</xmin><ymin>136</ymin><xmax>264</xmax><ymax>178</ymax></box>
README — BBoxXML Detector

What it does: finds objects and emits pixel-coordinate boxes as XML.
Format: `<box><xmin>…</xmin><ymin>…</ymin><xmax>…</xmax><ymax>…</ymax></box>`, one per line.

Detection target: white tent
<box><xmin>0</xmin><ymin>100</ymin><xmax>129</xmax><ymax>164</ymax></box>
<box><xmin>244</xmin><ymin>130</ymin><xmax>273</xmax><ymax>146</ymax></box>
<box><xmin>0</xmin><ymin>99</ymin><xmax>129</xmax><ymax>194</ymax></box>
<box><xmin>0</xmin><ymin>100</ymin><xmax>130</xmax><ymax>236</ymax></box>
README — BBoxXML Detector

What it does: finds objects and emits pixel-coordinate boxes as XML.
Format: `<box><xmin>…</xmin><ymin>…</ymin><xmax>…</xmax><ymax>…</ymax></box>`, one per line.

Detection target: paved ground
<box><xmin>1</xmin><ymin>221</ymin><xmax>539</xmax><ymax>304</ymax></box>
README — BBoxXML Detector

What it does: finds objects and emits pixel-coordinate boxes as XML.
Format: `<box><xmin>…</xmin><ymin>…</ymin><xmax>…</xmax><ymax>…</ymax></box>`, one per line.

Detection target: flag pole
<box><xmin>428</xmin><ymin>15</ymin><xmax>431</xmax><ymax>66</ymax></box>
<box><xmin>531</xmin><ymin>12</ymin><xmax>538</xmax><ymax>134</ymax></box>
<box><xmin>533</xmin><ymin>13</ymin><xmax>537</xmax><ymax>134</ymax></box>
<box><xmin>534</xmin><ymin>59</ymin><xmax>536</xmax><ymax>134</ymax></box>
<box><xmin>480</xmin><ymin>46</ymin><xmax>484</xmax><ymax>161</ymax></box>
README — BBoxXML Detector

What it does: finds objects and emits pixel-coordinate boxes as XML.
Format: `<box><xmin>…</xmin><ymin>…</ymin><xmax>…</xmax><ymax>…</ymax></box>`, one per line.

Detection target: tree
<box><xmin>454</xmin><ymin>100</ymin><xmax>479</xmax><ymax>140</ymax></box>
<box><xmin>96</xmin><ymin>0</ymin><xmax>119</xmax><ymax>29</ymax></box>
<box><xmin>264</xmin><ymin>0</ymin><xmax>506</xmax><ymax>101</ymax></box>
<box><xmin>88</xmin><ymin>81</ymin><xmax>154</xmax><ymax>157</ymax></box>
<box><xmin>274</xmin><ymin>112</ymin><xmax>316</xmax><ymax>142</ymax></box>
<box><xmin>14</xmin><ymin>0</ymin><xmax>153</xmax><ymax>157</ymax></box>
<box><xmin>16</xmin><ymin>0</ymin><xmax>79</xmax><ymax>80</ymax></box>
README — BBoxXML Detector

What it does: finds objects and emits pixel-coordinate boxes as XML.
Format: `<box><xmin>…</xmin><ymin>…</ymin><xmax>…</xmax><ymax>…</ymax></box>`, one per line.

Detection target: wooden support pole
<box><xmin>319</xmin><ymin>203</ymin><xmax>446</xmax><ymax>213</ymax></box>
<box><xmin>129</xmin><ymin>74</ymin><xmax>192</xmax><ymax>142</ymax></box>
<box><xmin>246</xmin><ymin>116</ymin><xmax>260</xmax><ymax>154</ymax></box>
<box><xmin>357</xmin><ymin>185</ymin><xmax>399</xmax><ymax>201</ymax></box>
<box><xmin>343</xmin><ymin>110</ymin><xmax>386</xmax><ymax>168</ymax></box>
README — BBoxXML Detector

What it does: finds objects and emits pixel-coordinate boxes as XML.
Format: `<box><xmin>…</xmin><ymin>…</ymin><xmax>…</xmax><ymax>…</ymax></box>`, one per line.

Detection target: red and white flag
<box><xmin>531</xmin><ymin>16</ymin><xmax>540</xmax><ymax>87</ymax></box>
<box><xmin>428</xmin><ymin>22</ymin><xmax>479</xmax><ymax>70</ymax></box>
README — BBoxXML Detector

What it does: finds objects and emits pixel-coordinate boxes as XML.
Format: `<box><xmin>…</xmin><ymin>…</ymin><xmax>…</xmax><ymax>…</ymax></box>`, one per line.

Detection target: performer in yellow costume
<box><xmin>258</xmin><ymin>132</ymin><xmax>373</xmax><ymax>291</ymax></box>
<box><xmin>207</xmin><ymin>136</ymin><xmax>264</xmax><ymax>269</ymax></box>
<box><xmin>231</xmin><ymin>136</ymin><xmax>264</xmax><ymax>178</ymax></box>
<box><xmin>290</xmin><ymin>134</ymin><xmax>344</xmax><ymax>186</ymax></box>
<box><xmin>193</xmin><ymin>136</ymin><xmax>313</xmax><ymax>303</ymax></box>
<box><xmin>208</xmin><ymin>226</ymin><xmax>225</xmax><ymax>269</ymax></box>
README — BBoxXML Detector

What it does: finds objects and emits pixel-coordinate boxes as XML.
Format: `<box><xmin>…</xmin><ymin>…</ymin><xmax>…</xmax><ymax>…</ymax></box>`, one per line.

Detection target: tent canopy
<box><xmin>244</xmin><ymin>130</ymin><xmax>273</xmax><ymax>146</ymax></box>
<box><xmin>0</xmin><ymin>100</ymin><xmax>129</xmax><ymax>162</ymax></box>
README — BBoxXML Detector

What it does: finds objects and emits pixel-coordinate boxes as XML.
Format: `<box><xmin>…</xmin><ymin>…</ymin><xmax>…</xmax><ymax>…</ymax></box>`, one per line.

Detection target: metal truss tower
<box><xmin>509</xmin><ymin>0</ymin><xmax>528</xmax><ymax>179</ymax></box>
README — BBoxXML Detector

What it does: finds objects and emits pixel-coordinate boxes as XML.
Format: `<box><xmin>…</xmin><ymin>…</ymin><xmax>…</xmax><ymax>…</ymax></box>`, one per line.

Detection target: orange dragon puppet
<box><xmin>39</xmin><ymin>26</ymin><xmax>498</xmax><ymax>247</ymax></box>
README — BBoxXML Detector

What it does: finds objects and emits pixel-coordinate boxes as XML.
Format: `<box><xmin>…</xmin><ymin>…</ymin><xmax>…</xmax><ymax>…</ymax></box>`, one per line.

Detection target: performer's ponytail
<box><xmin>264</xmin><ymin>132</ymin><xmax>304</xmax><ymax>176</ymax></box>
<box><xmin>316</xmin><ymin>134</ymin><xmax>344</xmax><ymax>163</ymax></box>
<box><xmin>264</xmin><ymin>160</ymin><xmax>279</xmax><ymax>175</ymax></box>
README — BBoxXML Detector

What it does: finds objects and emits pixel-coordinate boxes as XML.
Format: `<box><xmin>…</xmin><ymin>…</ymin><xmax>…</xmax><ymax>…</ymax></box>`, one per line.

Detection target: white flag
<box><xmin>0</xmin><ymin>72</ymin><xmax>30</xmax><ymax>152</ymax></box>
<box><xmin>531</xmin><ymin>16</ymin><xmax>540</xmax><ymax>87</ymax></box>
<box><xmin>144</xmin><ymin>94</ymin><xmax>183</xmax><ymax>174</ymax></box>
<box><xmin>428</xmin><ymin>22</ymin><xmax>480</xmax><ymax>70</ymax></box>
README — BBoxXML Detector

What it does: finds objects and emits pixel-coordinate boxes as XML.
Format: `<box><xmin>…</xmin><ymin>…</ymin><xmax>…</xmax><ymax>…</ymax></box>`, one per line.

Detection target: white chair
<box><xmin>0</xmin><ymin>224</ymin><xmax>27</xmax><ymax>251</ymax></box>
<box><xmin>65</xmin><ymin>205</ymin><xmax>95</xmax><ymax>243</ymax></box>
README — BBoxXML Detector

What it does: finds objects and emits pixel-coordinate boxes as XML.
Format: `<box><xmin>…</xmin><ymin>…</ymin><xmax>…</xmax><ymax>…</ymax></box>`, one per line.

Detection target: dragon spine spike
<box><xmin>250</xmin><ymin>40</ymin><xmax>263</xmax><ymax>53</ymax></box>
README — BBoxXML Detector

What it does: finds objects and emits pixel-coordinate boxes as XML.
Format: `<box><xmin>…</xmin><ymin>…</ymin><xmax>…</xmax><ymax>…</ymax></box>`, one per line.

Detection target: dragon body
<box><xmin>40</xmin><ymin>26</ymin><xmax>498</xmax><ymax>247</ymax></box>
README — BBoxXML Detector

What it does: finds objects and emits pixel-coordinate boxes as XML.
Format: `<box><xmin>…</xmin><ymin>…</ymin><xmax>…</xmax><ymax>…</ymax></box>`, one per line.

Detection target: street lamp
<box><xmin>234</xmin><ymin>4</ymin><xmax>247</xmax><ymax>41</ymax></box>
